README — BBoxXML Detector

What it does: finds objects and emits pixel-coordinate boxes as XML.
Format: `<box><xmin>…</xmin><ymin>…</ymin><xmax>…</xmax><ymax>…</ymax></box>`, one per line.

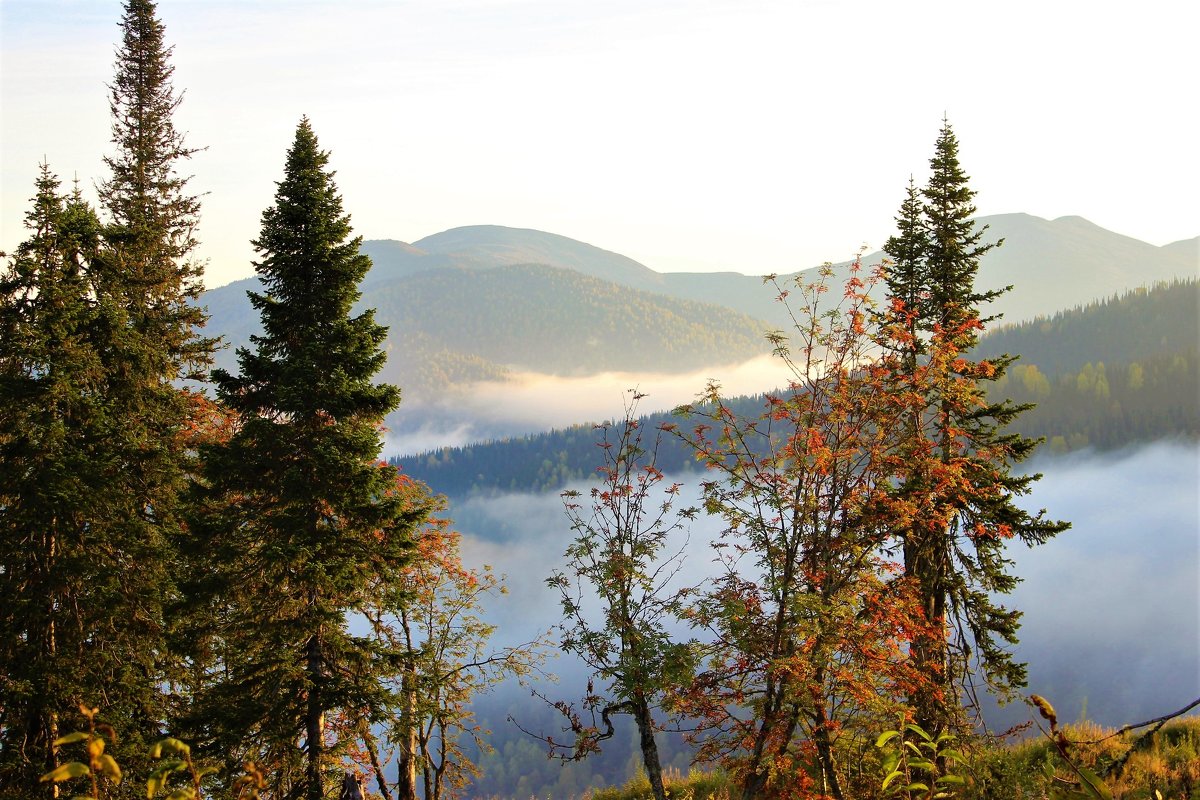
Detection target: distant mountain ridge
<box><xmin>202</xmin><ymin>258</ymin><xmax>776</xmax><ymax>402</ymax></box>
<box><xmin>199</xmin><ymin>214</ymin><xmax>1197</xmax><ymax>405</ymax></box>
<box><xmin>355</xmin><ymin>226</ymin><xmax>666</xmax><ymax>291</ymax></box>
<box><xmin>348</xmin><ymin>214</ymin><xmax>1197</xmax><ymax>326</ymax></box>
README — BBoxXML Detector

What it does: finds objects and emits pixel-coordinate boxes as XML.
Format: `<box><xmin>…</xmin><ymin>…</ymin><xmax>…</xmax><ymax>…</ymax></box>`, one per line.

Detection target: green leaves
<box><xmin>40</xmin><ymin>711</ymin><xmax>123</xmax><ymax>797</ymax></box>
<box><xmin>40</xmin><ymin>760</ymin><xmax>92</xmax><ymax>782</ymax></box>
<box><xmin>55</xmin><ymin>731</ymin><xmax>94</xmax><ymax>746</ymax></box>
<box><xmin>877</xmin><ymin>719</ymin><xmax>966</xmax><ymax>799</ymax></box>
<box><xmin>40</xmin><ymin>718</ymin><xmax>224</xmax><ymax>800</ymax></box>
<box><xmin>150</xmin><ymin>737</ymin><xmax>191</xmax><ymax>759</ymax></box>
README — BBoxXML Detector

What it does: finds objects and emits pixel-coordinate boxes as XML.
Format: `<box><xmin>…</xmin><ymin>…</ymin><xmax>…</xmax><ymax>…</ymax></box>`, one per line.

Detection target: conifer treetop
<box><xmin>921</xmin><ymin>118</ymin><xmax>1005</xmax><ymax>333</ymax></box>
<box><xmin>102</xmin><ymin>0</ymin><xmax>199</xmax><ymax>256</ymax></box>
<box><xmin>224</xmin><ymin>116</ymin><xmax>397</xmax><ymax>423</ymax></box>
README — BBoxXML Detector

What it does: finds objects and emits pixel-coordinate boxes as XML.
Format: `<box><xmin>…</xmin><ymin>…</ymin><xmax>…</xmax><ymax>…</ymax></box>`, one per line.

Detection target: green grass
<box><xmin>588</xmin><ymin>766</ymin><xmax>732</xmax><ymax>800</ymax></box>
<box><xmin>965</xmin><ymin>717</ymin><xmax>1200</xmax><ymax>800</ymax></box>
<box><xmin>581</xmin><ymin>718</ymin><xmax>1200</xmax><ymax>800</ymax></box>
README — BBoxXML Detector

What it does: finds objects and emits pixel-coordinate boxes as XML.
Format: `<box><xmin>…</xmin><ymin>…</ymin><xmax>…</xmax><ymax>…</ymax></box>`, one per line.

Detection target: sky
<box><xmin>2</xmin><ymin>0</ymin><xmax>1198</xmax><ymax>291</ymax></box>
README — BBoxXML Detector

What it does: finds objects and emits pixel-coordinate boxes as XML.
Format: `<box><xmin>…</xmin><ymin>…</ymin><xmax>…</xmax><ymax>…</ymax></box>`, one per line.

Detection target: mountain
<box><xmin>655</xmin><ymin>214</ymin><xmax>1199</xmax><ymax>326</ymax></box>
<box><xmin>199</xmin><ymin>215</ymin><xmax>1196</xmax><ymax>406</ymax></box>
<box><xmin>1161</xmin><ymin>236</ymin><xmax>1199</xmax><ymax>262</ymax></box>
<box><xmin>351</xmin><ymin>216</ymin><xmax>1198</xmax><ymax>328</ymax></box>
<box><xmin>201</xmin><ymin>260</ymin><xmax>775</xmax><ymax>401</ymax></box>
<box><xmin>976</xmin><ymin>277</ymin><xmax>1199</xmax><ymax>375</ymax></box>
<box><xmin>413</xmin><ymin>225</ymin><xmax>666</xmax><ymax>289</ymax></box>
<box><xmin>354</xmin><ymin>226</ymin><xmax>667</xmax><ymax>291</ymax></box>
<box><xmin>364</xmin><ymin>262</ymin><xmax>771</xmax><ymax>376</ymax></box>
<box><xmin>394</xmin><ymin>280</ymin><xmax>1200</xmax><ymax>495</ymax></box>
<box><xmin>967</xmin><ymin>214</ymin><xmax>1198</xmax><ymax>323</ymax></box>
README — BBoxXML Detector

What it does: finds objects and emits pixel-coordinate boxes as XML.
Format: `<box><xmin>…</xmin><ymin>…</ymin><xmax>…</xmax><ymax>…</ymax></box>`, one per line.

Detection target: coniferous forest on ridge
<box><xmin>1</xmin><ymin>3</ymin><xmax>1197</xmax><ymax>800</ymax></box>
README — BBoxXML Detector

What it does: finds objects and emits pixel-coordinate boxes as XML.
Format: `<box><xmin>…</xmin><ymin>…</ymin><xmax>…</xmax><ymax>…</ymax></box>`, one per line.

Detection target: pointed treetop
<box><xmin>920</xmin><ymin>118</ymin><xmax>1003</xmax><ymax>331</ymax></box>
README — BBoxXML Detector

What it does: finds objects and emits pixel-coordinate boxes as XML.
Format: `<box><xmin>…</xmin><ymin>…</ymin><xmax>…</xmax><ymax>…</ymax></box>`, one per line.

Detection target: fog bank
<box><xmin>383</xmin><ymin>354</ymin><xmax>792</xmax><ymax>456</ymax></box>
<box><xmin>446</xmin><ymin>440</ymin><xmax>1198</xmax><ymax>731</ymax></box>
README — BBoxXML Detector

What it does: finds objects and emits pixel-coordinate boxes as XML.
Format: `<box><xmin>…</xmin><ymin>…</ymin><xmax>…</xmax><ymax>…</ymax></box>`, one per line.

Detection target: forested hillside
<box><xmin>976</xmin><ymin>278</ymin><xmax>1197</xmax><ymax>373</ymax></box>
<box><xmin>350</xmin><ymin>216</ymin><xmax>1200</xmax><ymax>329</ymax></box>
<box><xmin>201</xmin><ymin>215</ymin><xmax>1198</xmax><ymax>402</ymax></box>
<box><xmin>395</xmin><ymin>280</ymin><xmax>1200</xmax><ymax>496</ymax></box>
<box><xmin>204</xmin><ymin>261</ymin><xmax>775</xmax><ymax>394</ymax></box>
<box><xmin>364</xmin><ymin>263</ymin><xmax>773</xmax><ymax>374</ymax></box>
<box><xmin>979</xmin><ymin>278</ymin><xmax>1198</xmax><ymax>451</ymax></box>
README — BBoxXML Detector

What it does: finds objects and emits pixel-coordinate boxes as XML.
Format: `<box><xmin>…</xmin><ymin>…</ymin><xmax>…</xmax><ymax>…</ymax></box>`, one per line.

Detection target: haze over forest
<box><xmin>199</xmin><ymin>215</ymin><xmax>1199</xmax><ymax>454</ymax></box>
<box><xmin>198</xmin><ymin>215</ymin><xmax>1200</xmax><ymax>782</ymax></box>
<box><xmin>3</xmin><ymin>1</ymin><xmax>1198</xmax><ymax>798</ymax></box>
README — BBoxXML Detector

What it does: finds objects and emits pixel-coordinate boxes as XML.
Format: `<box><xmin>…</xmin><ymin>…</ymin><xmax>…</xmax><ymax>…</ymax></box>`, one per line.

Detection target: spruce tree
<box><xmin>884</xmin><ymin>121</ymin><xmax>1068</xmax><ymax>734</ymax></box>
<box><xmin>82</xmin><ymin>0</ymin><xmax>214</xmax><ymax>760</ymax></box>
<box><xmin>185</xmin><ymin>118</ymin><xmax>425</xmax><ymax>800</ymax></box>
<box><xmin>98</xmin><ymin>0</ymin><xmax>211</xmax><ymax>374</ymax></box>
<box><xmin>882</xmin><ymin>176</ymin><xmax>930</xmax><ymax>363</ymax></box>
<box><xmin>0</xmin><ymin>166</ymin><xmax>107</xmax><ymax>798</ymax></box>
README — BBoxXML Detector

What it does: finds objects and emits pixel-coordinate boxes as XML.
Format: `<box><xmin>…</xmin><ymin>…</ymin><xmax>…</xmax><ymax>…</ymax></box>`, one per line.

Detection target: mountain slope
<box><xmin>395</xmin><ymin>280</ymin><xmax>1200</xmax><ymax>494</ymax></box>
<box><xmin>365</xmin><ymin>263</ymin><xmax>770</xmax><ymax>375</ymax></box>
<box><xmin>696</xmin><ymin>213</ymin><xmax>1199</xmax><ymax>326</ymax></box>
<box><xmin>413</xmin><ymin>225</ymin><xmax>667</xmax><ymax>290</ymax></box>
<box><xmin>201</xmin><ymin>261</ymin><xmax>774</xmax><ymax>399</ymax></box>
<box><xmin>968</xmin><ymin>214</ymin><xmax>1198</xmax><ymax>323</ymax></box>
<box><xmin>199</xmin><ymin>215</ymin><xmax>1196</xmax><ymax>403</ymax></box>
<box><xmin>976</xmin><ymin>277</ymin><xmax>1199</xmax><ymax>374</ymax></box>
<box><xmin>364</xmin><ymin>216</ymin><xmax>1194</xmax><ymax>329</ymax></box>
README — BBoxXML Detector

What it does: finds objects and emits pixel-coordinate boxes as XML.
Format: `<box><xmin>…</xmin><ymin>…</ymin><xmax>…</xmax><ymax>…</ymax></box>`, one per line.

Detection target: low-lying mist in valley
<box><xmin>382</xmin><ymin>354</ymin><xmax>794</xmax><ymax>456</ymax></box>
<box><xmin>993</xmin><ymin>440</ymin><xmax>1199</xmax><ymax>728</ymax></box>
<box><xmin>444</xmin><ymin>440</ymin><xmax>1198</xmax><ymax>734</ymax></box>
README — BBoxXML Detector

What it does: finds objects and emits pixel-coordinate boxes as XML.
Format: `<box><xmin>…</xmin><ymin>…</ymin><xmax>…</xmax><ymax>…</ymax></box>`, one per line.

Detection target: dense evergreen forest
<box><xmin>394</xmin><ymin>279</ymin><xmax>1200</xmax><ymax>497</ymax></box>
<box><xmin>3</xmin><ymin>3</ymin><xmax>1196</xmax><ymax>800</ymax></box>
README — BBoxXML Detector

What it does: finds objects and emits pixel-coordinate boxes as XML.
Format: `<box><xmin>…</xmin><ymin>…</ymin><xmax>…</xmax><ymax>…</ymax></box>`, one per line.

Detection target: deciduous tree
<box><xmin>545</xmin><ymin>391</ymin><xmax>698</xmax><ymax>800</ymax></box>
<box><xmin>359</xmin><ymin>486</ymin><xmax>547</xmax><ymax>800</ymax></box>
<box><xmin>673</xmin><ymin>265</ymin><xmax>937</xmax><ymax>800</ymax></box>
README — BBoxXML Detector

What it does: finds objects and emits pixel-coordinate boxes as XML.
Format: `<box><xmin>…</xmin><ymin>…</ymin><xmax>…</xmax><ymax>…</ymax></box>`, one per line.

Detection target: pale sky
<box><xmin>2</xmin><ymin>0</ymin><xmax>1197</xmax><ymax>290</ymax></box>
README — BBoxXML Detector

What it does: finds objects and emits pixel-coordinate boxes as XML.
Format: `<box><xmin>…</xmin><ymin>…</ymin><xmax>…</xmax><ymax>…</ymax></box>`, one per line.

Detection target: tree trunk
<box><xmin>810</xmin><ymin>690</ymin><xmax>844</xmax><ymax>800</ymax></box>
<box><xmin>740</xmin><ymin>685</ymin><xmax>782</xmax><ymax>800</ymax></box>
<box><xmin>41</xmin><ymin>525</ymin><xmax>60</xmax><ymax>798</ymax></box>
<box><xmin>305</xmin><ymin>633</ymin><xmax>325</xmax><ymax>800</ymax></box>
<box><xmin>632</xmin><ymin>698</ymin><xmax>666</xmax><ymax>800</ymax></box>
<box><xmin>905</xmin><ymin>519</ymin><xmax>949</xmax><ymax>738</ymax></box>
<box><xmin>395</xmin><ymin>658</ymin><xmax>419</xmax><ymax>800</ymax></box>
<box><xmin>359</xmin><ymin>721</ymin><xmax>393</xmax><ymax>800</ymax></box>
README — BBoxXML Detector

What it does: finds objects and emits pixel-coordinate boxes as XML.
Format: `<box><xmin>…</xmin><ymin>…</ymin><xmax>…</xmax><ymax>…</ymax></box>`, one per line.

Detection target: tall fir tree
<box><xmin>78</xmin><ymin>0</ymin><xmax>215</xmax><ymax>765</ymax></box>
<box><xmin>98</xmin><ymin>0</ymin><xmax>211</xmax><ymax>374</ymax></box>
<box><xmin>0</xmin><ymin>167</ymin><xmax>108</xmax><ymax>798</ymax></box>
<box><xmin>882</xmin><ymin>121</ymin><xmax>1069</xmax><ymax>735</ymax></box>
<box><xmin>882</xmin><ymin>176</ymin><xmax>930</xmax><ymax>367</ymax></box>
<box><xmin>184</xmin><ymin>118</ymin><xmax>425</xmax><ymax>800</ymax></box>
